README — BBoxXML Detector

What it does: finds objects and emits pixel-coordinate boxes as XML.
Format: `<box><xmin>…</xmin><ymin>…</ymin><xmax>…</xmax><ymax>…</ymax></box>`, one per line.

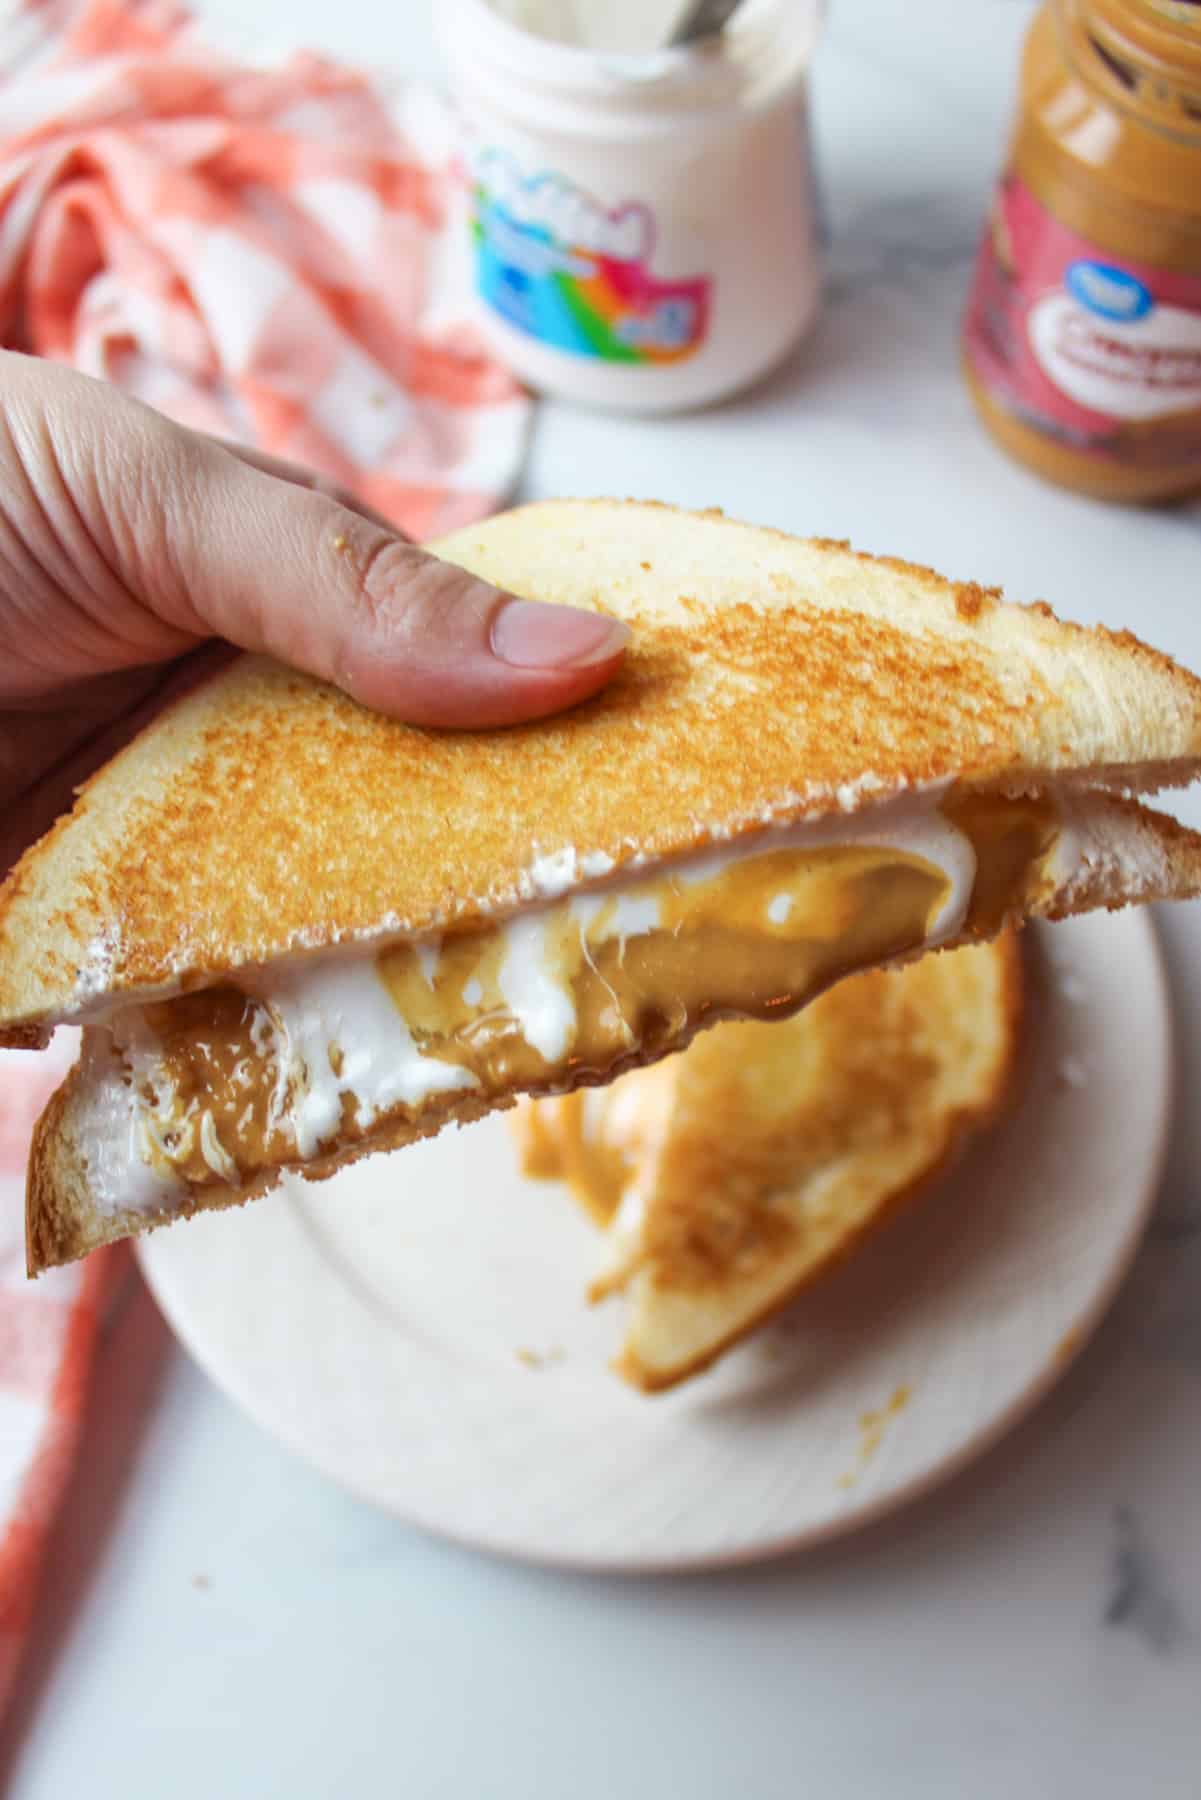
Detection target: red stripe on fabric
<box><xmin>0</xmin><ymin>1249</ymin><xmax>122</xmax><ymax>1658</ymax></box>
<box><xmin>357</xmin><ymin>477</ymin><xmax>488</xmax><ymax>542</ymax></box>
<box><xmin>407</xmin><ymin>338</ymin><xmax>527</xmax><ymax>408</ymax></box>
<box><xmin>421</xmin><ymin>487</ymin><xmax>499</xmax><ymax>536</ymax></box>
<box><xmin>372</xmin><ymin>159</ymin><xmax>440</xmax><ymax>228</ymax></box>
<box><xmin>0</xmin><ymin>1631</ymin><xmax>20</xmax><ymax>1719</ymax></box>
<box><xmin>65</xmin><ymin>0</ymin><xmax>189</xmax><ymax>60</ymax></box>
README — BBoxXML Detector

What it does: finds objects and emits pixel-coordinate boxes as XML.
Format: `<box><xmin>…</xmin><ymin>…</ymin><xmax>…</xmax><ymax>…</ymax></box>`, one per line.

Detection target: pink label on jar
<box><xmin>963</xmin><ymin>174</ymin><xmax>1201</xmax><ymax>468</ymax></box>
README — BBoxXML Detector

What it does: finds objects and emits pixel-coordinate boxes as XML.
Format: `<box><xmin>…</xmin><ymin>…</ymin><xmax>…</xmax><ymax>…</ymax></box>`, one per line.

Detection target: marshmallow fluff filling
<box><xmin>73</xmin><ymin>789</ymin><xmax>1072</xmax><ymax>1219</ymax></box>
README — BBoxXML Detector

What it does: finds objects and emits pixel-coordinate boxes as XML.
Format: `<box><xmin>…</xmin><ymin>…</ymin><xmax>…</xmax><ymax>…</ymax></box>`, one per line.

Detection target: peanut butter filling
<box><xmin>516</xmin><ymin>1096</ymin><xmax>635</xmax><ymax>1226</ymax></box>
<box><xmin>134</xmin><ymin>988</ymin><xmax>295</xmax><ymax>1187</ymax></box>
<box><xmin>117</xmin><ymin>795</ymin><xmax>1061</xmax><ymax>1191</ymax></box>
<box><xmin>377</xmin><ymin>847</ymin><xmax>946</xmax><ymax>1089</ymax></box>
<box><xmin>942</xmin><ymin>790</ymin><xmax>1060</xmax><ymax>932</ymax></box>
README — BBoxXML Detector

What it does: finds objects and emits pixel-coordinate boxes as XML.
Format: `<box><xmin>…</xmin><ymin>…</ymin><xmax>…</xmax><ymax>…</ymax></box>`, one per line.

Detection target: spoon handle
<box><xmin>665</xmin><ymin>0</ymin><xmax>744</xmax><ymax>48</ymax></box>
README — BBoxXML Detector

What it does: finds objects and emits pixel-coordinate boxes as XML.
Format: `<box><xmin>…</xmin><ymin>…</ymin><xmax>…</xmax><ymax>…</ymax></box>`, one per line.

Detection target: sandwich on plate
<box><xmin>512</xmin><ymin>935</ymin><xmax>1021</xmax><ymax>1391</ymax></box>
<box><xmin>3</xmin><ymin>500</ymin><xmax>1200</xmax><ymax>1274</ymax></box>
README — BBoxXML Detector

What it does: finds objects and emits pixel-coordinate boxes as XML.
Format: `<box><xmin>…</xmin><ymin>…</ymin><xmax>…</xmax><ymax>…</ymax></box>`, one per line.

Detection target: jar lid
<box><xmin>442</xmin><ymin>0</ymin><xmax>820</xmax><ymax>119</ymax></box>
<box><xmin>1068</xmin><ymin>0</ymin><xmax>1201</xmax><ymax>134</ymax></box>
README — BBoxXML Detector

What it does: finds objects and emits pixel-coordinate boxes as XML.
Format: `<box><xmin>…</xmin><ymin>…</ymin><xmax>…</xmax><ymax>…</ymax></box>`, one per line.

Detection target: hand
<box><xmin>0</xmin><ymin>353</ymin><xmax>628</xmax><ymax>878</ymax></box>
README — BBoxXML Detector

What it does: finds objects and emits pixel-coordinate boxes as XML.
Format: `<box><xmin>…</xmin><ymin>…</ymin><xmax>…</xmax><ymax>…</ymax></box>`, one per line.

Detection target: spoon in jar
<box><xmin>665</xmin><ymin>0</ymin><xmax>744</xmax><ymax>47</ymax></box>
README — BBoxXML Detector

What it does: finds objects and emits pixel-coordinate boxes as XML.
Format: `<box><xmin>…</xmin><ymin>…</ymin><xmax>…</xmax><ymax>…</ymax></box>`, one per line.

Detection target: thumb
<box><xmin>150</xmin><ymin>438</ymin><xmax>630</xmax><ymax>730</ymax></box>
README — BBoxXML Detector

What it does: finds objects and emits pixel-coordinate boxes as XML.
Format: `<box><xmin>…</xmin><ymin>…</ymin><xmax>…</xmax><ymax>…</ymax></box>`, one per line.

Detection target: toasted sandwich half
<box><xmin>4</xmin><ymin>500</ymin><xmax>1201</xmax><ymax>1273</ymax></box>
<box><xmin>512</xmin><ymin>936</ymin><xmax>1021</xmax><ymax>1391</ymax></box>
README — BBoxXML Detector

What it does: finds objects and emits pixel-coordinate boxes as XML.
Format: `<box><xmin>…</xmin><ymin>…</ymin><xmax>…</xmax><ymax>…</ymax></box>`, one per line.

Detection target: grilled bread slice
<box><xmin>6</xmin><ymin>500</ymin><xmax>1201</xmax><ymax>1272</ymax></box>
<box><xmin>513</xmin><ymin>937</ymin><xmax>1021</xmax><ymax>1391</ymax></box>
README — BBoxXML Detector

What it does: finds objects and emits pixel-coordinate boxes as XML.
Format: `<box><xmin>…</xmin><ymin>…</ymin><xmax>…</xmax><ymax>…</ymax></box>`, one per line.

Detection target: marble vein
<box><xmin>1104</xmin><ymin>1506</ymin><xmax>1191</xmax><ymax>1656</ymax></box>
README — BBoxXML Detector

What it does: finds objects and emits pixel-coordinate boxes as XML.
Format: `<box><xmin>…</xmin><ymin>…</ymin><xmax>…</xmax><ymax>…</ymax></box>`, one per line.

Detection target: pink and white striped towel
<box><xmin>0</xmin><ymin>0</ymin><xmax>531</xmax><ymax>539</ymax></box>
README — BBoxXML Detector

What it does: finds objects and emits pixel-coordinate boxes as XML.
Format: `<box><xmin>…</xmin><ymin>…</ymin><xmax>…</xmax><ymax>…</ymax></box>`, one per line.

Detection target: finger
<box><xmin>3</xmin><ymin>353</ymin><xmax>629</xmax><ymax>728</ymax></box>
<box><xmin>147</xmin><ymin>437</ymin><xmax>630</xmax><ymax>729</ymax></box>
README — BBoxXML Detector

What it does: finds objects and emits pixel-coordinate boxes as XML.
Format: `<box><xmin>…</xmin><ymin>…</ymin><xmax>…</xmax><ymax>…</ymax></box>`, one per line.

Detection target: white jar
<box><xmin>439</xmin><ymin>0</ymin><xmax>823</xmax><ymax>413</ymax></box>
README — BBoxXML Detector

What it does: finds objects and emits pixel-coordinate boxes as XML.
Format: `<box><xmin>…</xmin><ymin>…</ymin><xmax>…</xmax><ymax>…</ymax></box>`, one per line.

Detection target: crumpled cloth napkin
<box><xmin>0</xmin><ymin>0</ymin><xmax>530</xmax><ymax>1718</ymax></box>
<box><xmin>0</xmin><ymin>0</ymin><xmax>530</xmax><ymax>538</ymax></box>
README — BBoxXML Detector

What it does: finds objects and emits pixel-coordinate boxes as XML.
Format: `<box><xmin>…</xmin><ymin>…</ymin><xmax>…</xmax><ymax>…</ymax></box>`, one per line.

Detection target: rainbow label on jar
<box><xmin>467</xmin><ymin>148</ymin><xmax>710</xmax><ymax>364</ymax></box>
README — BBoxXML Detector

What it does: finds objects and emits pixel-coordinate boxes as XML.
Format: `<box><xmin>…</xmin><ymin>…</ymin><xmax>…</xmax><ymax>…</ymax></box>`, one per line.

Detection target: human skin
<box><xmin>0</xmin><ymin>352</ymin><xmax>628</xmax><ymax>877</ymax></box>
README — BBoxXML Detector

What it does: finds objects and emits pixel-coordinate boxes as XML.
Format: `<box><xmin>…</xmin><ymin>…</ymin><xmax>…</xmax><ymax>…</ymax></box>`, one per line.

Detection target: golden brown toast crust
<box><xmin>615</xmin><ymin>936</ymin><xmax>1026</xmax><ymax>1391</ymax></box>
<box><xmin>4</xmin><ymin>499</ymin><xmax>1201</xmax><ymax>1041</ymax></box>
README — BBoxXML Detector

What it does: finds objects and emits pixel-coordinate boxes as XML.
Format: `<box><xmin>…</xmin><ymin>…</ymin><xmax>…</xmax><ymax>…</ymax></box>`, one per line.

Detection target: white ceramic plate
<box><xmin>139</xmin><ymin>912</ymin><xmax>1172</xmax><ymax>1572</ymax></box>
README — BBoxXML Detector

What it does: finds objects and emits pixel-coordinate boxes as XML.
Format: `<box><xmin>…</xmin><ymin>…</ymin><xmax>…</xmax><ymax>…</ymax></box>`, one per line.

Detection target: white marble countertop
<box><xmin>7</xmin><ymin>3</ymin><xmax>1201</xmax><ymax>1795</ymax></box>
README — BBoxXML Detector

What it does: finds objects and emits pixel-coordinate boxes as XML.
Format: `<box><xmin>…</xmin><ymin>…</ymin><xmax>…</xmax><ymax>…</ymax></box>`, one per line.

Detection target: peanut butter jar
<box><xmin>962</xmin><ymin>0</ymin><xmax>1201</xmax><ymax>502</ymax></box>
